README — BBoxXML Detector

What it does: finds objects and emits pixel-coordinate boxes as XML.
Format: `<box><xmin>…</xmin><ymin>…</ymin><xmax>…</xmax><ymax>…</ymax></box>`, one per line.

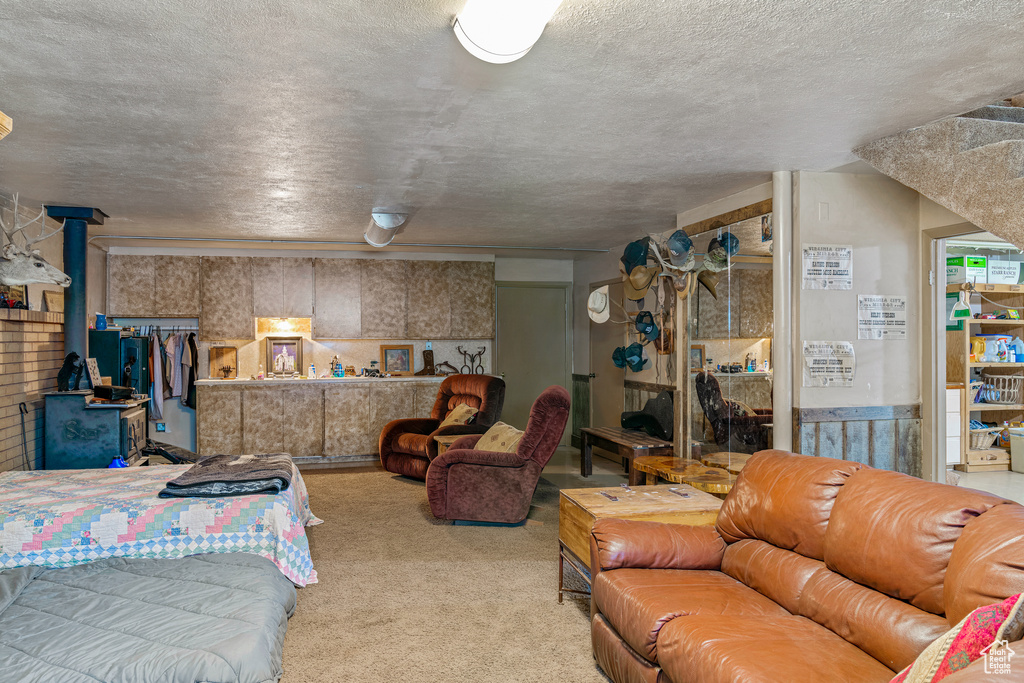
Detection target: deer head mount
<box><xmin>0</xmin><ymin>194</ymin><xmax>71</xmax><ymax>287</ymax></box>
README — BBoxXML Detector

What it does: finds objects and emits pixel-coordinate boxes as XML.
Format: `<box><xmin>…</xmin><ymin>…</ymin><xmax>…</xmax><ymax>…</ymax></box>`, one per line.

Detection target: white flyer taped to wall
<box><xmin>802</xmin><ymin>244</ymin><xmax>852</xmax><ymax>290</ymax></box>
<box><xmin>802</xmin><ymin>341</ymin><xmax>855</xmax><ymax>387</ymax></box>
<box><xmin>857</xmin><ymin>295</ymin><xmax>907</xmax><ymax>340</ymax></box>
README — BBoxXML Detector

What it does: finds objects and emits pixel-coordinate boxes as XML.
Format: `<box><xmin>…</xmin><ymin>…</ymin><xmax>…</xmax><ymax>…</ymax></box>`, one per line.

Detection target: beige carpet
<box><xmin>281</xmin><ymin>457</ymin><xmax>619</xmax><ymax>683</ymax></box>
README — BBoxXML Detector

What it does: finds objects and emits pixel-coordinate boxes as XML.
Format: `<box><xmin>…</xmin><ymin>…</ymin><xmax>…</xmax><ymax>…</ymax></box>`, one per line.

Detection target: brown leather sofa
<box><xmin>590</xmin><ymin>450</ymin><xmax>1024</xmax><ymax>682</ymax></box>
<box><xmin>379</xmin><ymin>374</ymin><xmax>505</xmax><ymax>480</ymax></box>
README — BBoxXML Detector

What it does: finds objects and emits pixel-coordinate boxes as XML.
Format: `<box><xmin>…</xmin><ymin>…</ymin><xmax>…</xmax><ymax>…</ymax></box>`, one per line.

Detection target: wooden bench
<box><xmin>579</xmin><ymin>427</ymin><xmax>674</xmax><ymax>485</ymax></box>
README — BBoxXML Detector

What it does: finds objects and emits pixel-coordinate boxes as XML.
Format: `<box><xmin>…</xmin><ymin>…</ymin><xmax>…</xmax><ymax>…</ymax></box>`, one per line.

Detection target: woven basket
<box><xmin>969</xmin><ymin>428</ymin><xmax>1002</xmax><ymax>450</ymax></box>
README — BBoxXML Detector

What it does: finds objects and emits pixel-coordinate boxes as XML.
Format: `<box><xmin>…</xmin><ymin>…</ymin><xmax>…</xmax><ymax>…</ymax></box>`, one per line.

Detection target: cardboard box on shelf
<box><xmin>947</xmin><ymin>255</ymin><xmax>988</xmax><ymax>284</ymax></box>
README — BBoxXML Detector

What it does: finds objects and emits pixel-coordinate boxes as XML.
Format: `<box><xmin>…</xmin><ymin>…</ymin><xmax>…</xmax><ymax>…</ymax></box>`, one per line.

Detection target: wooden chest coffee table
<box><xmin>558</xmin><ymin>484</ymin><xmax>723</xmax><ymax>602</ymax></box>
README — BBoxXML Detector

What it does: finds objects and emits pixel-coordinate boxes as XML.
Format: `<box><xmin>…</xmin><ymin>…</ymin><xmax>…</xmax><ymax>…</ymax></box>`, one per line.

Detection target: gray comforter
<box><xmin>0</xmin><ymin>553</ymin><xmax>296</xmax><ymax>683</ymax></box>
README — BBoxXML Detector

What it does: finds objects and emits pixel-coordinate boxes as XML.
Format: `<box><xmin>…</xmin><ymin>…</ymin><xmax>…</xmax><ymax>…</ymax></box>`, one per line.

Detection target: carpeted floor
<box><xmin>281</xmin><ymin>451</ymin><xmax>622</xmax><ymax>682</ymax></box>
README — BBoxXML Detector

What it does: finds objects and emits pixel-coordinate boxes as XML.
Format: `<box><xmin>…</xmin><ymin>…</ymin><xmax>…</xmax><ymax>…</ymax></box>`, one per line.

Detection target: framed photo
<box><xmin>0</xmin><ymin>284</ymin><xmax>26</xmax><ymax>307</ymax></box>
<box><xmin>267</xmin><ymin>337</ymin><xmax>302</xmax><ymax>375</ymax></box>
<box><xmin>42</xmin><ymin>290</ymin><xmax>64</xmax><ymax>313</ymax></box>
<box><xmin>380</xmin><ymin>344</ymin><xmax>414</xmax><ymax>376</ymax></box>
<box><xmin>689</xmin><ymin>344</ymin><xmax>705</xmax><ymax>372</ymax></box>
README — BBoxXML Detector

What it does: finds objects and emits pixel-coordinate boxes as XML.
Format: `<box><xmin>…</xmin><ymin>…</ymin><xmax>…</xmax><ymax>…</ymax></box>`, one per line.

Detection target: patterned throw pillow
<box><xmin>890</xmin><ymin>593</ymin><xmax>1024</xmax><ymax>682</ymax></box>
<box><xmin>439</xmin><ymin>403</ymin><xmax>479</xmax><ymax>428</ymax></box>
<box><xmin>474</xmin><ymin>421</ymin><xmax>524</xmax><ymax>453</ymax></box>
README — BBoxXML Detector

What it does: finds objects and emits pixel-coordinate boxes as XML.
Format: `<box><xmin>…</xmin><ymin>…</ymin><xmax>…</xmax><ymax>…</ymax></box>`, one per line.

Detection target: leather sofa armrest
<box><xmin>590</xmin><ymin>518</ymin><xmax>726</xmax><ymax>572</ymax></box>
<box><xmin>432</xmin><ymin>423</ymin><xmax>490</xmax><ymax>437</ymax></box>
<box><xmin>431</xmin><ymin>448</ymin><xmax>526</xmax><ymax>469</ymax></box>
<box><xmin>938</xmin><ymin>640</ymin><xmax>1024</xmax><ymax>681</ymax></box>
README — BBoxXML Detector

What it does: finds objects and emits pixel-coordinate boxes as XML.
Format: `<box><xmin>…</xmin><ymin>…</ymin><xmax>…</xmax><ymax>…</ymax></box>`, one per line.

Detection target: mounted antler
<box><xmin>0</xmin><ymin>194</ymin><xmax>71</xmax><ymax>287</ymax></box>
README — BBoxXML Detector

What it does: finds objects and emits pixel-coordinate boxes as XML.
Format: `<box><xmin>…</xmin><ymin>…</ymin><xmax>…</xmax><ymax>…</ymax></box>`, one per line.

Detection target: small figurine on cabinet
<box><xmin>57</xmin><ymin>352</ymin><xmax>85</xmax><ymax>392</ymax></box>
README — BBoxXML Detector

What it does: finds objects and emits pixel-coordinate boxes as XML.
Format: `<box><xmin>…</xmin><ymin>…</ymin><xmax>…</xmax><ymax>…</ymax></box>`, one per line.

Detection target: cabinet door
<box><xmin>242</xmin><ymin>386</ymin><xmax>284</xmax><ymax>453</ymax></box>
<box><xmin>324</xmin><ymin>383</ymin><xmax>375</xmax><ymax>456</ymax></box>
<box><xmin>313</xmin><ymin>259</ymin><xmax>361</xmax><ymax>339</ymax></box>
<box><xmin>200</xmin><ymin>257</ymin><xmax>254</xmax><ymax>340</ymax></box>
<box><xmin>107</xmin><ymin>254</ymin><xmax>155</xmax><ymax>316</ymax></box>
<box><xmin>281</xmin><ymin>384</ymin><xmax>324</xmax><ymax>458</ymax></box>
<box><xmin>197</xmin><ymin>388</ymin><xmax>242</xmax><ymax>455</ymax></box>
<box><xmin>251</xmin><ymin>257</ymin><xmax>314</xmax><ymax>319</ymax></box>
<box><xmin>154</xmin><ymin>255</ymin><xmax>201</xmax><ymax>316</ymax></box>
<box><xmin>408</xmin><ymin>261</ymin><xmax>451</xmax><ymax>339</ymax></box>
<box><xmin>449</xmin><ymin>261</ymin><xmax>495</xmax><ymax>339</ymax></box>
<box><xmin>739</xmin><ymin>269</ymin><xmax>773</xmax><ymax>338</ymax></box>
<box><xmin>361</xmin><ymin>260</ymin><xmax>408</xmax><ymax>338</ymax></box>
<box><xmin>370</xmin><ymin>382</ymin><xmax>416</xmax><ymax>445</ymax></box>
<box><xmin>695</xmin><ymin>267</ymin><xmax>740</xmax><ymax>339</ymax></box>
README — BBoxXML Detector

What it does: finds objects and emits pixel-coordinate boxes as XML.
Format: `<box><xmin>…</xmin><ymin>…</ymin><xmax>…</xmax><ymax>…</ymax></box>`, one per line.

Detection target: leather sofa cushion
<box><xmin>591</xmin><ymin>614</ymin><xmax>665</xmax><ymax>683</ymax></box>
<box><xmin>657</xmin><ymin>614</ymin><xmax>895</xmax><ymax>683</ymax></box>
<box><xmin>824</xmin><ymin>468</ymin><xmax>1007</xmax><ymax>615</ymax></box>
<box><xmin>799</xmin><ymin>565</ymin><xmax>950</xmax><ymax>671</ymax></box>
<box><xmin>592</xmin><ymin>569</ymin><xmax>789</xmax><ymax>663</ymax></box>
<box><xmin>395</xmin><ymin>432</ymin><xmax>432</xmax><ymax>458</ymax></box>
<box><xmin>945</xmin><ymin>502</ymin><xmax>1024</xmax><ymax>625</ymax></box>
<box><xmin>721</xmin><ymin>539</ymin><xmax>827</xmax><ymax>614</ymax></box>
<box><xmin>716</xmin><ymin>450</ymin><xmax>863</xmax><ymax>561</ymax></box>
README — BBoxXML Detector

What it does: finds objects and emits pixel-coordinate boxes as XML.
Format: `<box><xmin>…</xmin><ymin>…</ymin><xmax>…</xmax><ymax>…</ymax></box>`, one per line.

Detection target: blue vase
<box><xmin>95</xmin><ymin>313</ymin><xmax>107</xmax><ymax>331</ymax></box>
<box><xmin>108</xmin><ymin>455</ymin><xmax>127</xmax><ymax>468</ymax></box>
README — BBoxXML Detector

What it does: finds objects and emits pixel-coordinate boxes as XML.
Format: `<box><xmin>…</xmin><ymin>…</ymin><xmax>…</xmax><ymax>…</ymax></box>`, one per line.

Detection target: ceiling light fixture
<box><xmin>363</xmin><ymin>211</ymin><xmax>408</xmax><ymax>248</ymax></box>
<box><xmin>453</xmin><ymin>0</ymin><xmax>563</xmax><ymax>64</ymax></box>
<box><xmin>0</xmin><ymin>111</ymin><xmax>11</xmax><ymax>141</ymax></box>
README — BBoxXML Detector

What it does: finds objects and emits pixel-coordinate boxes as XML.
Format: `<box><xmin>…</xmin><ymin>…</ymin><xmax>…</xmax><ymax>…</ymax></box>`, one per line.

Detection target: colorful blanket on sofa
<box><xmin>0</xmin><ymin>465</ymin><xmax>321</xmax><ymax>586</ymax></box>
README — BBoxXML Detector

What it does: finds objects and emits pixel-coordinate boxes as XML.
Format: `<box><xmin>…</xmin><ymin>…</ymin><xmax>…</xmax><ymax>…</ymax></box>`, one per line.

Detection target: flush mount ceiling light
<box><xmin>363</xmin><ymin>211</ymin><xmax>408</xmax><ymax>248</ymax></box>
<box><xmin>453</xmin><ymin>0</ymin><xmax>563</xmax><ymax>64</ymax></box>
<box><xmin>0</xmin><ymin>111</ymin><xmax>11</xmax><ymax>141</ymax></box>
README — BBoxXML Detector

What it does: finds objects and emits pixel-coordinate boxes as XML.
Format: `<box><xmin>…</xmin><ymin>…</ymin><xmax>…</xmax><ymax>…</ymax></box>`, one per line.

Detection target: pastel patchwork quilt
<box><xmin>0</xmin><ymin>465</ymin><xmax>321</xmax><ymax>586</ymax></box>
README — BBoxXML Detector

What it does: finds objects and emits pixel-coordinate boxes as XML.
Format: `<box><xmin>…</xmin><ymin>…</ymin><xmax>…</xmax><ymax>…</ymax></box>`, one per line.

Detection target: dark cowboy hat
<box><xmin>621</xmin><ymin>390</ymin><xmax>674</xmax><ymax>441</ymax></box>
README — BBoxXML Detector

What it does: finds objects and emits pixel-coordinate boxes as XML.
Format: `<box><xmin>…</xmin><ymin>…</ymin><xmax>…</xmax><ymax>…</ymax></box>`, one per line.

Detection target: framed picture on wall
<box><xmin>267</xmin><ymin>337</ymin><xmax>302</xmax><ymax>375</ymax></box>
<box><xmin>689</xmin><ymin>344</ymin><xmax>705</xmax><ymax>372</ymax></box>
<box><xmin>380</xmin><ymin>344</ymin><xmax>414</xmax><ymax>376</ymax></box>
<box><xmin>0</xmin><ymin>284</ymin><xmax>26</xmax><ymax>308</ymax></box>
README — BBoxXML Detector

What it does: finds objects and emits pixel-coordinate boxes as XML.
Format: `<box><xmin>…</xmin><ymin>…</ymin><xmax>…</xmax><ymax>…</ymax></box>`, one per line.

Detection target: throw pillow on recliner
<box><xmin>475</xmin><ymin>421</ymin><xmax>524</xmax><ymax>453</ymax></box>
<box><xmin>439</xmin><ymin>403</ymin><xmax>479</xmax><ymax>428</ymax></box>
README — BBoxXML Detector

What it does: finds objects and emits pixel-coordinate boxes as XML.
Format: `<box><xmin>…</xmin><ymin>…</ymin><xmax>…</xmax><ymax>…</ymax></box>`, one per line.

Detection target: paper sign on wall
<box><xmin>988</xmin><ymin>260</ymin><xmax>1021</xmax><ymax>285</ymax></box>
<box><xmin>802</xmin><ymin>244</ymin><xmax>853</xmax><ymax>290</ymax></box>
<box><xmin>802</xmin><ymin>341</ymin><xmax>855</xmax><ymax>387</ymax></box>
<box><xmin>857</xmin><ymin>295</ymin><xmax>907</xmax><ymax>340</ymax></box>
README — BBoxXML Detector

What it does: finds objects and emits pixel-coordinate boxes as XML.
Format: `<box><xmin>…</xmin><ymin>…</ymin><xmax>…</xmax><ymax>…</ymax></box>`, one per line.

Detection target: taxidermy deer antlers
<box><xmin>0</xmin><ymin>194</ymin><xmax>71</xmax><ymax>287</ymax></box>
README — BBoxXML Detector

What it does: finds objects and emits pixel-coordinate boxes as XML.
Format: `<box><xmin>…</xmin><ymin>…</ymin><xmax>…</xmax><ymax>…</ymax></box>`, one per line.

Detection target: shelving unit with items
<box><xmin>948</xmin><ymin>282</ymin><xmax>1024</xmax><ymax>472</ymax></box>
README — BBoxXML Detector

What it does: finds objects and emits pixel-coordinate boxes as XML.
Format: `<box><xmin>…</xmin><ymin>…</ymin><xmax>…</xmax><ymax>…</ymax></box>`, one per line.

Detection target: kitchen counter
<box><xmin>196</xmin><ymin>375</ymin><xmax>445</xmax><ymax>386</ymax></box>
<box><xmin>196</xmin><ymin>375</ymin><xmax>452</xmax><ymax>464</ymax></box>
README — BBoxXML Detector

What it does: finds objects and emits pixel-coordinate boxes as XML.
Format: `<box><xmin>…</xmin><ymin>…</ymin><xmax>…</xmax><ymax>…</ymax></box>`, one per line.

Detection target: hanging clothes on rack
<box><xmin>170</xmin><ymin>333</ymin><xmax>184</xmax><ymax>398</ymax></box>
<box><xmin>149</xmin><ymin>330</ymin><xmax>164</xmax><ymax>420</ymax></box>
<box><xmin>185</xmin><ymin>332</ymin><xmax>198</xmax><ymax>409</ymax></box>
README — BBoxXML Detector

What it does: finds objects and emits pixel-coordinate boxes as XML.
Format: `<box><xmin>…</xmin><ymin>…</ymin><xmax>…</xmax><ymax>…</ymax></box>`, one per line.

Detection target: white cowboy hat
<box><xmin>588</xmin><ymin>285</ymin><xmax>610</xmax><ymax>323</ymax></box>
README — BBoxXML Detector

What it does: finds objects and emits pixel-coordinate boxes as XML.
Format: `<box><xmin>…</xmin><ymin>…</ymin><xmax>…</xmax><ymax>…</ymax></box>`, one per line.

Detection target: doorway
<box><xmin>589</xmin><ymin>281</ymin><xmax>625</xmax><ymax>431</ymax></box>
<box><xmin>494</xmin><ymin>282</ymin><xmax>572</xmax><ymax>444</ymax></box>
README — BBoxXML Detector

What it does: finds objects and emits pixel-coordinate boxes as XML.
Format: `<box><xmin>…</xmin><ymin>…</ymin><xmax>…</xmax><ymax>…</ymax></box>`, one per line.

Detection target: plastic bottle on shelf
<box><xmin>257</xmin><ymin>363</ymin><xmax>264</xmax><ymax>380</ymax></box>
<box><xmin>1012</xmin><ymin>337</ymin><xmax>1024</xmax><ymax>362</ymax></box>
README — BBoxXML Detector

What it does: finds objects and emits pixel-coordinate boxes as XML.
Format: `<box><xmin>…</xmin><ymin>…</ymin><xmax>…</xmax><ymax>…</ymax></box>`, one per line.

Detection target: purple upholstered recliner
<box><xmin>425</xmin><ymin>385</ymin><xmax>570</xmax><ymax>524</ymax></box>
<box><xmin>379</xmin><ymin>374</ymin><xmax>506</xmax><ymax>480</ymax></box>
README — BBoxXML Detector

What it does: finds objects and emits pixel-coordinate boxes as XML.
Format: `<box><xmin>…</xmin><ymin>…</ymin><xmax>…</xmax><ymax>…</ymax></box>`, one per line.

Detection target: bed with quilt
<box><xmin>0</xmin><ymin>464</ymin><xmax>320</xmax><ymax>586</ymax></box>
<box><xmin>0</xmin><ymin>552</ymin><xmax>295</xmax><ymax>683</ymax></box>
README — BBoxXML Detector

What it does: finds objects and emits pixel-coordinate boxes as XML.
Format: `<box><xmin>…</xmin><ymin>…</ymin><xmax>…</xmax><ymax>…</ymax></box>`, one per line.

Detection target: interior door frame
<box><xmin>494</xmin><ymin>281</ymin><xmax>574</xmax><ymax>441</ymax></box>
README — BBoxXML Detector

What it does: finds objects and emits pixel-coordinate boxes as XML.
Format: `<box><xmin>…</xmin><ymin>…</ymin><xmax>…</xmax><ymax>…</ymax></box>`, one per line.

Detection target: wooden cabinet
<box><xmin>449</xmin><ymin>261</ymin><xmax>495</xmax><ymax>339</ymax></box>
<box><xmin>950</xmin><ymin>282</ymin><xmax>1024</xmax><ymax>472</ymax></box>
<box><xmin>408</xmin><ymin>261</ymin><xmax>451</xmax><ymax>338</ymax></box>
<box><xmin>252</xmin><ymin>257</ymin><xmax>313</xmax><ymax>318</ymax></box>
<box><xmin>200</xmin><ymin>257</ymin><xmax>254</xmax><ymax>340</ymax></box>
<box><xmin>361</xmin><ymin>260</ymin><xmax>408</xmax><ymax>338</ymax></box>
<box><xmin>313</xmin><ymin>259</ymin><xmax>361</xmax><ymax>339</ymax></box>
<box><xmin>197</xmin><ymin>387</ymin><xmax>242</xmax><ymax>455</ymax></box>
<box><xmin>696</xmin><ymin>268</ymin><xmax>773</xmax><ymax>340</ymax></box>
<box><xmin>241</xmin><ymin>384</ymin><xmax>323</xmax><ymax>458</ymax></box>
<box><xmin>107</xmin><ymin>255</ymin><xmax>201</xmax><ymax>317</ymax></box>
<box><xmin>323</xmin><ymin>382</ymin><xmax>374</xmax><ymax>456</ymax></box>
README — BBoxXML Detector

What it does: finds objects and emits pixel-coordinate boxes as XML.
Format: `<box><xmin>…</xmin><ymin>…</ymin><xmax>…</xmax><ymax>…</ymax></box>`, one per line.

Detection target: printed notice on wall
<box><xmin>857</xmin><ymin>295</ymin><xmax>907</xmax><ymax>340</ymax></box>
<box><xmin>802</xmin><ymin>341</ymin><xmax>856</xmax><ymax>387</ymax></box>
<box><xmin>802</xmin><ymin>244</ymin><xmax>853</xmax><ymax>290</ymax></box>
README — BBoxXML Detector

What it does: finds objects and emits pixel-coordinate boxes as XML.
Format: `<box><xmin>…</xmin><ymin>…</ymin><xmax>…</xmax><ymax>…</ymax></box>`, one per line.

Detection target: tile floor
<box><xmin>958</xmin><ymin>469</ymin><xmax>1024</xmax><ymax>504</ymax></box>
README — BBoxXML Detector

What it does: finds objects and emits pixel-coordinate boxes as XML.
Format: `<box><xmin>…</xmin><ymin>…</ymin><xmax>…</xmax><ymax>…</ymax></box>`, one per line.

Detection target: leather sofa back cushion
<box><xmin>944</xmin><ymin>502</ymin><xmax>1024</xmax><ymax>625</ymax></box>
<box><xmin>721</xmin><ymin>539</ymin><xmax>826</xmax><ymax>615</ymax></box>
<box><xmin>800</xmin><ymin>566</ymin><xmax>950</xmax><ymax>671</ymax></box>
<box><xmin>716</xmin><ymin>450</ymin><xmax>863</xmax><ymax>560</ymax></box>
<box><xmin>824</xmin><ymin>468</ymin><xmax>1007</xmax><ymax>615</ymax></box>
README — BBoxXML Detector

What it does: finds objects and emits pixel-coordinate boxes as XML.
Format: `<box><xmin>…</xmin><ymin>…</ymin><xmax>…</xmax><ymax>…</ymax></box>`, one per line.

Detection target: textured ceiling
<box><xmin>1</xmin><ymin>0</ymin><xmax>1023</xmax><ymax>253</ymax></box>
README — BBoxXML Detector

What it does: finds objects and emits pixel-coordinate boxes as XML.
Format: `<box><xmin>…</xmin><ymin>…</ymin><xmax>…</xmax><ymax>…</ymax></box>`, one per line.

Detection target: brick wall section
<box><xmin>0</xmin><ymin>309</ymin><xmax>64</xmax><ymax>471</ymax></box>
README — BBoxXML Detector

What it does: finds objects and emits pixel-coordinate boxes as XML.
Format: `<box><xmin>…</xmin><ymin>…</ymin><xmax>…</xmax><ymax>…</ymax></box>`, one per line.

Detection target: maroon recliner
<box><xmin>379</xmin><ymin>374</ymin><xmax>506</xmax><ymax>480</ymax></box>
<box><xmin>425</xmin><ymin>385</ymin><xmax>570</xmax><ymax>524</ymax></box>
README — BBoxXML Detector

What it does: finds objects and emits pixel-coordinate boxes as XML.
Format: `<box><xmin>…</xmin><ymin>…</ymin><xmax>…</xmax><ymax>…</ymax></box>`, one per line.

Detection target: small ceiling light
<box><xmin>453</xmin><ymin>0</ymin><xmax>563</xmax><ymax>64</ymax></box>
<box><xmin>364</xmin><ymin>211</ymin><xmax>408</xmax><ymax>248</ymax></box>
<box><xmin>0</xmin><ymin>111</ymin><xmax>11</xmax><ymax>141</ymax></box>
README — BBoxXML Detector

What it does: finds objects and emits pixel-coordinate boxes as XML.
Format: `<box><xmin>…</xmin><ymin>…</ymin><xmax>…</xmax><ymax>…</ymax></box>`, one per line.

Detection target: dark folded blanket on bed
<box><xmin>159</xmin><ymin>452</ymin><xmax>294</xmax><ymax>498</ymax></box>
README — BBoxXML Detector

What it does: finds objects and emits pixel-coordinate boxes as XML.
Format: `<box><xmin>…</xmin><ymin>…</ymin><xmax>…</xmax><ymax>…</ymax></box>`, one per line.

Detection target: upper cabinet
<box><xmin>108</xmin><ymin>254</ymin><xmax>494</xmax><ymax>341</ymax></box>
<box><xmin>108</xmin><ymin>254</ymin><xmax>200</xmax><ymax>317</ymax></box>
<box><xmin>200</xmin><ymin>256</ymin><xmax>254</xmax><ymax>340</ymax></box>
<box><xmin>695</xmin><ymin>267</ymin><xmax>773</xmax><ymax>340</ymax></box>
<box><xmin>253</xmin><ymin>257</ymin><xmax>314</xmax><ymax>318</ymax></box>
